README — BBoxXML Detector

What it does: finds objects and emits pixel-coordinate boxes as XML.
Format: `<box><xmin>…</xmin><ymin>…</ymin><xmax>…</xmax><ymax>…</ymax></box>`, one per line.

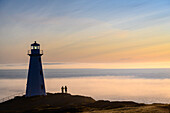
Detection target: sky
<box><xmin>0</xmin><ymin>0</ymin><xmax>170</xmax><ymax>69</ymax></box>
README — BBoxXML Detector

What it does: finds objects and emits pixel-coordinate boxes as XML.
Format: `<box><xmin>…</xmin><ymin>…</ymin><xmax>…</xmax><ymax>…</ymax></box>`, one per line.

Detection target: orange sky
<box><xmin>1</xmin><ymin>1</ymin><xmax>170</xmax><ymax>69</ymax></box>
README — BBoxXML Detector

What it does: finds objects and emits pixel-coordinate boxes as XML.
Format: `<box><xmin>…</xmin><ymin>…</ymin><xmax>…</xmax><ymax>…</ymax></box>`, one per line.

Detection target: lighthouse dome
<box><xmin>31</xmin><ymin>41</ymin><xmax>40</xmax><ymax>46</ymax></box>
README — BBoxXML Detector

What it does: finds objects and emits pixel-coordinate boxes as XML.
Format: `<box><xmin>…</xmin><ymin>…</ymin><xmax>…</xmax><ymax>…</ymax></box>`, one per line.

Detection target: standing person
<box><xmin>65</xmin><ymin>86</ymin><xmax>67</xmax><ymax>93</ymax></box>
<box><xmin>61</xmin><ymin>86</ymin><xmax>64</xmax><ymax>93</ymax></box>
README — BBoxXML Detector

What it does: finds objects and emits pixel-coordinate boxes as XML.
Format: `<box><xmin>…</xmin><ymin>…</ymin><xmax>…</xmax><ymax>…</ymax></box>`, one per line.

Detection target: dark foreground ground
<box><xmin>0</xmin><ymin>93</ymin><xmax>169</xmax><ymax>113</ymax></box>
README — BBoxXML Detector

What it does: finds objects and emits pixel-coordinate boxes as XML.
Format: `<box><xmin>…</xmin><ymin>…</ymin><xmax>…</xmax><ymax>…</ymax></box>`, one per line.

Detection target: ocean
<box><xmin>0</xmin><ymin>69</ymin><xmax>170</xmax><ymax>104</ymax></box>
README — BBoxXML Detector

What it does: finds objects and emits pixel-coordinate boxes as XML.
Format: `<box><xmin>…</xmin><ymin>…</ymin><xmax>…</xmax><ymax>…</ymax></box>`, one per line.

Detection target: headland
<box><xmin>0</xmin><ymin>93</ymin><xmax>169</xmax><ymax>113</ymax></box>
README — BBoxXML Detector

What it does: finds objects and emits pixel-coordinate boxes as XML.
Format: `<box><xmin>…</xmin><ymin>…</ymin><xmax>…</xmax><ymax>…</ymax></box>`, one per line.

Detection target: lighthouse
<box><xmin>26</xmin><ymin>41</ymin><xmax>46</xmax><ymax>97</ymax></box>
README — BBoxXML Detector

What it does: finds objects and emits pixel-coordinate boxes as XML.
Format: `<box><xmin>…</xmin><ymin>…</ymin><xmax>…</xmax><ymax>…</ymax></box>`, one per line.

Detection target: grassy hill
<box><xmin>0</xmin><ymin>93</ymin><xmax>169</xmax><ymax>113</ymax></box>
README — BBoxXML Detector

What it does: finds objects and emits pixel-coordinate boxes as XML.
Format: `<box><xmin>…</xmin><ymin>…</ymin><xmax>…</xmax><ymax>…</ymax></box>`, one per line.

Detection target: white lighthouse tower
<box><xmin>26</xmin><ymin>41</ymin><xmax>46</xmax><ymax>97</ymax></box>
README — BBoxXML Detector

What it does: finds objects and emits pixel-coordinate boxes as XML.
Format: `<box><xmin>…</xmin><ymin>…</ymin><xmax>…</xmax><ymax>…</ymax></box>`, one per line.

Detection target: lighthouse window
<box><xmin>34</xmin><ymin>46</ymin><xmax>38</xmax><ymax>49</ymax></box>
<box><xmin>40</xmin><ymin>70</ymin><xmax>43</xmax><ymax>75</ymax></box>
<box><xmin>32</xmin><ymin>46</ymin><xmax>40</xmax><ymax>49</ymax></box>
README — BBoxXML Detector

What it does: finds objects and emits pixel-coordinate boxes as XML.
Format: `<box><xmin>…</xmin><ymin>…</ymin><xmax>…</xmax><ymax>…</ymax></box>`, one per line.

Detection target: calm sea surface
<box><xmin>0</xmin><ymin>69</ymin><xmax>170</xmax><ymax>104</ymax></box>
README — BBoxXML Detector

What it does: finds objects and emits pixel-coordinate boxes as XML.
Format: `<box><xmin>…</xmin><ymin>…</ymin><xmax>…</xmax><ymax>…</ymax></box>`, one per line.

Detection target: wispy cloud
<box><xmin>43</xmin><ymin>62</ymin><xmax>66</xmax><ymax>65</ymax></box>
<box><xmin>1</xmin><ymin>0</ymin><xmax>170</xmax><ymax>66</ymax></box>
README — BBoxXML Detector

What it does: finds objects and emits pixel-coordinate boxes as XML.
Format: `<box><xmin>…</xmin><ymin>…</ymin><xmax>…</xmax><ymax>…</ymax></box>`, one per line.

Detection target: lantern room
<box><xmin>28</xmin><ymin>41</ymin><xmax>43</xmax><ymax>56</ymax></box>
<box><xmin>31</xmin><ymin>41</ymin><xmax>40</xmax><ymax>50</ymax></box>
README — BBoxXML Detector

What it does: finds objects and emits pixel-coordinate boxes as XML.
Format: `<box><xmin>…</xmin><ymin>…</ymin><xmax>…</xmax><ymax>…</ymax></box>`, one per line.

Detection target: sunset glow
<box><xmin>0</xmin><ymin>0</ymin><xmax>170</xmax><ymax>69</ymax></box>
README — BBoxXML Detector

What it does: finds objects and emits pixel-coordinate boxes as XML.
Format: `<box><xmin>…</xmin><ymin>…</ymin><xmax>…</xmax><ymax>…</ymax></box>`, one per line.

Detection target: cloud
<box><xmin>0</xmin><ymin>63</ymin><xmax>27</xmax><ymax>67</ymax></box>
<box><xmin>43</xmin><ymin>62</ymin><xmax>66</xmax><ymax>65</ymax></box>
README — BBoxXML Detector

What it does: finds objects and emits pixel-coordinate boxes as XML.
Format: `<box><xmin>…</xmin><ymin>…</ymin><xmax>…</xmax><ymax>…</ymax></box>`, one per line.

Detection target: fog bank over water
<box><xmin>0</xmin><ymin>69</ymin><xmax>170</xmax><ymax>79</ymax></box>
<box><xmin>0</xmin><ymin>69</ymin><xmax>169</xmax><ymax>103</ymax></box>
<box><xmin>0</xmin><ymin>77</ymin><xmax>169</xmax><ymax>104</ymax></box>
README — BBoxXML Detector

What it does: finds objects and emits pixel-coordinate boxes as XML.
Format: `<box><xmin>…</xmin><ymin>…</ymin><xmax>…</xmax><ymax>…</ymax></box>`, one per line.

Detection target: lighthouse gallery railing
<box><xmin>27</xmin><ymin>50</ymin><xmax>43</xmax><ymax>55</ymax></box>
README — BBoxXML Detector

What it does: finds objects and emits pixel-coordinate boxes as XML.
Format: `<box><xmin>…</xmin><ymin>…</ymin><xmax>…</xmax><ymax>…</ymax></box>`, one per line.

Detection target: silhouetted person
<box><xmin>61</xmin><ymin>86</ymin><xmax>64</xmax><ymax>93</ymax></box>
<box><xmin>65</xmin><ymin>86</ymin><xmax>67</xmax><ymax>93</ymax></box>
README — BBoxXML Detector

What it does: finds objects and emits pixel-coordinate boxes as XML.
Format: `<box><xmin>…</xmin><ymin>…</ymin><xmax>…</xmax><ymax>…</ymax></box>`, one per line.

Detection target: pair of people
<box><xmin>61</xmin><ymin>86</ymin><xmax>67</xmax><ymax>93</ymax></box>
